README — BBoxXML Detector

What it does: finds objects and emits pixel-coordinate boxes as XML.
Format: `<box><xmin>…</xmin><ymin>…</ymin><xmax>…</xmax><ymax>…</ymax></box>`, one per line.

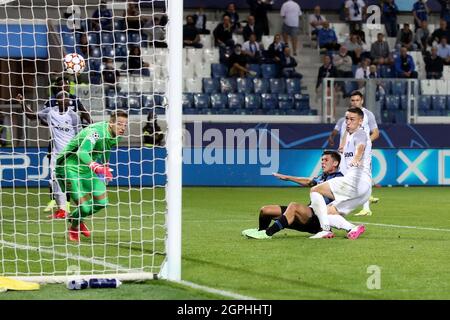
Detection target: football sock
<box><xmin>310</xmin><ymin>192</ymin><xmax>330</xmax><ymax>231</ymax></box>
<box><xmin>266</xmin><ymin>215</ymin><xmax>289</xmax><ymax>236</ymax></box>
<box><xmin>258</xmin><ymin>213</ymin><xmax>272</xmax><ymax>231</ymax></box>
<box><xmin>328</xmin><ymin>214</ymin><xmax>355</xmax><ymax>232</ymax></box>
<box><xmin>363</xmin><ymin>200</ymin><xmax>370</xmax><ymax>211</ymax></box>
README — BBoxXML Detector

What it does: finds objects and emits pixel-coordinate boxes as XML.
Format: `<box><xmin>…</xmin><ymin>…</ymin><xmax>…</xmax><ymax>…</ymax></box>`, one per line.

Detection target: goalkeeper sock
<box><xmin>70</xmin><ymin>200</ymin><xmax>94</xmax><ymax>228</ymax></box>
<box><xmin>328</xmin><ymin>214</ymin><xmax>355</xmax><ymax>231</ymax></box>
<box><xmin>258</xmin><ymin>212</ymin><xmax>272</xmax><ymax>231</ymax></box>
<box><xmin>89</xmin><ymin>197</ymin><xmax>109</xmax><ymax>217</ymax></box>
<box><xmin>266</xmin><ymin>215</ymin><xmax>289</xmax><ymax>236</ymax></box>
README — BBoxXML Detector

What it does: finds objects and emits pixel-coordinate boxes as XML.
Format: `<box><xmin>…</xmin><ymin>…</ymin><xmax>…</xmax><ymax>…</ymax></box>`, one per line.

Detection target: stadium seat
<box><xmin>128</xmin><ymin>95</ymin><xmax>141</xmax><ymax>114</ymax></box>
<box><xmin>182</xmin><ymin>93</ymin><xmax>194</xmax><ymax>109</ymax></box>
<box><xmin>194</xmin><ymin>93</ymin><xmax>210</xmax><ymax>109</ymax></box>
<box><xmin>286</xmin><ymin>78</ymin><xmax>301</xmax><ymax>94</ymax></box>
<box><xmin>185</xmin><ymin>77</ymin><xmax>203</xmax><ymax>93</ymax></box>
<box><xmin>261</xmin><ymin>93</ymin><xmax>278</xmax><ymax>110</ymax></box>
<box><xmin>293</xmin><ymin>94</ymin><xmax>310</xmax><ymax>110</ymax></box>
<box><xmin>90</xmin><ymin>45</ymin><xmax>102</xmax><ymax>57</ymax></box>
<box><xmin>220</xmin><ymin>78</ymin><xmax>237</xmax><ymax>94</ymax></box>
<box><xmin>436</xmin><ymin>80</ymin><xmax>448</xmax><ymax>95</ymax></box>
<box><xmin>88</xmin><ymin>58</ymin><xmax>101</xmax><ymax>71</ymax></box>
<box><xmin>247</xmin><ymin>64</ymin><xmax>261</xmax><ymax>78</ymax></box>
<box><xmin>418</xmin><ymin>95</ymin><xmax>431</xmax><ymax>110</ymax></box>
<box><xmin>101</xmin><ymin>45</ymin><xmax>115</xmax><ymax>57</ymax></box>
<box><xmin>87</xmin><ymin>32</ymin><xmax>99</xmax><ymax>44</ymax></box>
<box><xmin>101</xmin><ymin>31</ymin><xmax>114</xmax><ymax>44</ymax></box>
<box><xmin>195</xmin><ymin>63</ymin><xmax>212</xmax><ymax>78</ymax></box>
<box><xmin>210</xmin><ymin>93</ymin><xmax>228</xmax><ymax>109</ymax></box>
<box><xmin>244</xmin><ymin>94</ymin><xmax>261</xmax><ymax>110</ymax></box>
<box><xmin>199</xmin><ymin>34</ymin><xmax>212</xmax><ymax>48</ymax></box>
<box><xmin>211</xmin><ymin>63</ymin><xmax>228</xmax><ymax>78</ymax></box>
<box><xmin>278</xmin><ymin>94</ymin><xmax>294</xmax><ymax>109</ymax></box>
<box><xmin>186</xmin><ymin>48</ymin><xmax>203</xmax><ymax>65</ymax></box>
<box><xmin>183</xmin><ymin>63</ymin><xmax>195</xmax><ymax>79</ymax></box>
<box><xmin>379</xmin><ymin>80</ymin><xmax>391</xmax><ymax>95</ymax></box>
<box><xmin>253</xmin><ymin>78</ymin><xmax>270</xmax><ymax>94</ymax></box>
<box><xmin>114</xmin><ymin>31</ymin><xmax>127</xmax><ymax>44</ymax></box>
<box><xmin>203</xmin><ymin>48</ymin><xmax>220</xmax><ymax>64</ymax></box>
<box><xmin>391</xmin><ymin>81</ymin><xmax>406</xmax><ymax>95</ymax></box>
<box><xmin>227</xmin><ymin>93</ymin><xmax>245</xmax><ymax>110</ymax></box>
<box><xmin>269</xmin><ymin>78</ymin><xmax>286</xmax><ymax>94</ymax></box>
<box><xmin>114</xmin><ymin>18</ymin><xmax>125</xmax><ymax>30</ymax></box>
<box><xmin>115</xmin><ymin>44</ymin><xmax>128</xmax><ymax>59</ymax></box>
<box><xmin>384</xmin><ymin>95</ymin><xmax>400</xmax><ymax>110</ymax></box>
<box><xmin>399</xmin><ymin>95</ymin><xmax>408</xmax><ymax>110</ymax></box>
<box><xmin>202</xmin><ymin>78</ymin><xmax>220</xmax><ymax>94</ymax></box>
<box><xmin>261</xmin><ymin>64</ymin><xmax>279</xmax><ymax>78</ymax></box>
<box><xmin>153</xmin><ymin>79</ymin><xmax>167</xmax><ymax>93</ymax></box>
<box><xmin>236</xmin><ymin>77</ymin><xmax>254</xmax><ymax>94</ymax></box>
<box><xmin>128</xmin><ymin>31</ymin><xmax>141</xmax><ymax>44</ymax></box>
<box><xmin>421</xmin><ymin>80</ymin><xmax>437</xmax><ymax>95</ymax></box>
<box><xmin>431</xmin><ymin>95</ymin><xmax>447</xmax><ymax>110</ymax></box>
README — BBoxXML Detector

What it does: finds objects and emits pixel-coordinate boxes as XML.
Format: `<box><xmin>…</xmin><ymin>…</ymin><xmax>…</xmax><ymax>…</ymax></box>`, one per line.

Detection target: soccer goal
<box><xmin>0</xmin><ymin>0</ymin><xmax>182</xmax><ymax>283</ymax></box>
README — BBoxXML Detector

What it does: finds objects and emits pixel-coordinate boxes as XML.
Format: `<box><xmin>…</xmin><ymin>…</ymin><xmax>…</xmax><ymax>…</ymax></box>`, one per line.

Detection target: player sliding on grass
<box><xmin>309</xmin><ymin>107</ymin><xmax>370</xmax><ymax>239</ymax></box>
<box><xmin>55</xmin><ymin>110</ymin><xmax>128</xmax><ymax>242</ymax></box>
<box><xmin>242</xmin><ymin>150</ymin><xmax>365</xmax><ymax>239</ymax></box>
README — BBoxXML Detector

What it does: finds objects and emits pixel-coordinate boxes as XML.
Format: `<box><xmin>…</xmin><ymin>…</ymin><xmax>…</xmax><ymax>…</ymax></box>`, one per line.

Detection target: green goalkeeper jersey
<box><xmin>56</xmin><ymin>121</ymin><xmax>121</xmax><ymax>172</ymax></box>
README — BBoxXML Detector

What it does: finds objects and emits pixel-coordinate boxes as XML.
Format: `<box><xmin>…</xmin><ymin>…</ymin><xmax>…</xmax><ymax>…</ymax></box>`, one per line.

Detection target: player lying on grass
<box><xmin>242</xmin><ymin>150</ymin><xmax>365</xmax><ymax>240</ymax></box>
<box><xmin>55</xmin><ymin>110</ymin><xmax>128</xmax><ymax>242</ymax></box>
<box><xmin>309</xmin><ymin>107</ymin><xmax>371</xmax><ymax>239</ymax></box>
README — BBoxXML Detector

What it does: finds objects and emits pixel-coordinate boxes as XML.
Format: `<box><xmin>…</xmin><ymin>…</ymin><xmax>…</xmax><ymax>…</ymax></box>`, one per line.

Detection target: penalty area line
<box><xmin>177</xmin><ymin>280</ymin><xmax>258</xmax><ymax>300</ymax></box>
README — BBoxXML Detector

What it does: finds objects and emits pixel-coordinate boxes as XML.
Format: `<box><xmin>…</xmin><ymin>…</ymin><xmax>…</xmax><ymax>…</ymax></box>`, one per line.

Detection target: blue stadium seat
<box><xmin>228</xmin><ymin>93</ymin><xmax>245</xmax><ymax>110</ymax></box>
<box><xmin>253</xmin><ymin>78</ymin><xmax>270</xmax><ymax>94</ymax></box>
<box><xmin>101</xmin><ymin>31</ymin><xmax>114</xmax><ymax>44</ymax></box>
<box><xmin>418</xmin><ymin>95</ymin><xmax>431</xmax><ymax>110</ymax></box>
<box><xmin>90</xmin><ymin>46</ymin><xmax>102</xmax><ymax>57</ymax></box>
<box><xmin>399</xmin><ymin>95</ymin><xmax>408</xmax><ymax>110</ymax></box>
<box><xmin>182</xmin><ymin>93</ymin><xmax>194</xmax><ymax>109</ymax></box>
<box><xmin>379</xmin><ymin>80</ymin><xmax>391</xmax><ymax>95</ymax></box>
<box><xmin>128</xmin><ymin>31</ymin><xmax>141</xmax><ymax>44</ymax></box>
<box><xmin>106</xmin><ymin>94</ymin><xmax>128</xmax><ymax>111</ymax></box>
<box><xmin>261</xmin><ymin>64</ymin><xmax>279</xmax><ymax>79</ymax></box>
<box><xmin>261</xmin><ymin>93</ymin><xmax>278</xmax><ymax>110</ymax></box>
<box><xmin>210</xmin><ymin>93</ymin><xmax>228</xmax><ymax>109</ymax></box>
<box><xmin>379</xmin><ymin>65</ymin><xmax>394</xmax><ymax>78</ymax></box>
<box><xmin>431</xmin><ymin>95</ymin><xmax>447</xmax><ymax>111</ymax></box>
<box><xmin>278</xmin><ymin>94</ymin><xmax>294</xmax><ymax>109</ymax></box>
<box><xmin>114</xmin><ymin>19</ymin><xmax>125</xmax><ymax>30</ymax></box>
<box><xmin>87</xmin><ymin>32</ymin><xmax>99</xmax><ymax>44</ymax></box>
<box><xmin>220</xmin><ymin>78</ymin><xmax>237</xmax><ymax>93</ymax></box>
<box><xmin>101</xmin><ymin>45</ymin><xmax>115</xmax><ymax>57</ymax></box>
<box><xmin>211</xmin><ymin>63</ymin><xmax>228</xmax><ymax>78</ymax></box>
<box><xmin>114</xmin><ymin>31</ymin><xmax>127</xmax><ymax>44</ymax></box>
<box><xmin>194</xmin><ymin>93</ymin><xmax>210</xmax><ymax>109</ymax></box>
<box><xmin>236</xmin><ymin>78</ymin><xmax>254</xmax><ymax>93</ymax></box>
<box><xmin>244</xmin><ymin>94</ymin><xmax>261</xmax><ymax>110</ymax></box>
<box><xmin>269</xmin><ymin>78</ymin><xmax>286</xmax><ymax>94</ymax></box>
<box><xmin>395</xmin><ymin>110</ymin><xmax>407</xmax><ymax>123</ymax></box>
<box><xmin>128</xmin><ymin>95</ymin><xmax>141</xmax><ymax>114</ymax></box>
<box><xmin>294</xmin><ymin>94</ymin><xmax>310</xmax><ymax>110</ymax></box>
<box><xmin>202</xmin><ymin>78</ymin><xmax>220</xmax><ymax>94</ymax></box>
<box><xmin>183</xmin><ymin>107</ymin><xmax>198</xmax><ymax>114</ymax></box>
<box><xmin>115</xmin><ymin>44</ymin><xmax>128</xmax><ymax>59</ymax></box>
<box><xmin>286</xmin><ymin>78</ymin><xmax>301</xmax><ymax>94</ymax></box>
<box><xmin>247</xmin><ymin>64</ymin><xmax>261</xmax><ymax>78</ymax></box>
<box><xmin>391</xmin><ymin>81</ymin><xmax>406</xmax><ymax>95</ymax></box>
<box><xmin>384</xmin><ymin>95</ymin><xmax>400</xmax><ymax>110</ymax></box>
<box><xmin>89</xmin><ymin>58</ymin><xmax>101</xmax><ymax>71</ymax></box>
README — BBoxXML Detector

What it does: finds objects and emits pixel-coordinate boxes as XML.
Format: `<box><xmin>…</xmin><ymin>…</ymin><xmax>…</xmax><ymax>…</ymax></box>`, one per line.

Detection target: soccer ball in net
<box><xmin>63</xmin><ymin>53</ymin><xmax>86</xmax><ymax>74</ymax></box>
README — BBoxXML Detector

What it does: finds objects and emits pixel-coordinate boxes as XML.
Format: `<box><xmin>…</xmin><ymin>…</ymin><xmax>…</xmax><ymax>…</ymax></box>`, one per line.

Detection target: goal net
<box><xmin>0</xmin><ymin>0</ymin><xmax>182</xmax><ymax>283</ymax></box>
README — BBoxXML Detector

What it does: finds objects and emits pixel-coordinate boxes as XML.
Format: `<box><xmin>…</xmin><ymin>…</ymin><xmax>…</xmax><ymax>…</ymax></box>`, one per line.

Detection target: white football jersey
<box><xmin>38</xmin><ymin>107</ymin><xmax>81</xmax><ymax>155</ymax></box>
<box><xmin>342</xmin><ymin>127</ymin><xmax>372</xmax><ymax>180</ymax></box>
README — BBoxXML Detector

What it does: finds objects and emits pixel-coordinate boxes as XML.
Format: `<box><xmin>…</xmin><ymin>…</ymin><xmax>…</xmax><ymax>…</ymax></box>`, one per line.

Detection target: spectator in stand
<box><xmin>317</xmin><ymin>21</ymin><xmax>341</xmax><ymax>53</ymax></box>
<box><xmin>193</xmin><ymin>7</ymin><xmax>210</xmax><ymax>34</ymax></box>
<box><xmin>396</xmin><ymin>23</ymin><xmax>417</xmax><ymax>51</ymax></box>
<box><xmin>243</xmin><ymin>15</ymin><xmax>262</xmax><ymax>42</ymax></box>
<box><xmin>92</xmin><ymin>0</ymin><xmax>113</xmax><ymax>32</ymax></box>
<box><xmin>124</xmin><ymin>1</ymin><xmax>144</xmax><ymax>32</ymax></box>
<box><xmin>415</xmin><ymin>20</ymin><xmax>431</xmax><ymax>52</ymax></box>
<box><xmin>352</xmin><ymin>23</ymin><xmax>366</xmax><ymax>44</ymax></box>
<box><xmin>382</xmin><ymin>0</ymin><xmax>399</xmax><ymax>37</ymax></box>
<box><xmin>316</xmin><ymin>55</ymin><xmax>337</xmax><ymax>90</ymax></box>
<box><xmin>128</xmin><ymin>45</ymin><xmax>150</xmax><ymax>76</ymax></box>
<box><xmin>345</xmin><ymin>33</ymin><xmax>364</xmax><ymax>65</ymax></box>
<box><xmin>223</xmin><ymin>3</ymin><xmax>241</xmax><ymax>33</ymax></box>
<box><xmin>280</xmin><ymin>0</ymin><xmax>302</xmax><ymax>56</ymax></box>
<box><xmin>266</xmin><ymin>33</ymin><xmax>286</xmax><ymax>64</ymax></box>
<box><xmin>213</xmin><ymin>15</ymin><xmax>235</xmax><ymax>48</ymax></box>
<box><xmin>437</xmin><ymin>36</ymin><xmax>450</xmax><ymax>64</ymax></box>
<box><xmin>247</xmin><ymin>0</ymin><xmax>273</xmax><ymax>36</ymax></box>
<box><xmin>309</xmin><ymin>6</ymin><xmax>327</xmax><ymax>40</ymax></box>
<box><xmin>102</xmin><ymin>57</ymin><xmax>120</xmax><ymax>92</ymax></box>
<box><xmin>355</xmin><ymin>57</ymin><xmax>371</xmax><ymax>79</ymax></box>
<box><xmin>183</xmin><ymin>15</ymin><xmax>202</xmax><ymax>48</ymax></box>
<box><xmin>412</xmin><ymin>0</ymin><xmax>429</xmax><ymax>32</ymax></box>
<box><xmin>438</xmin><ymin>0</ymin><xmax>450</xmax><ymax>26</ymax></box>
<box><xmin>280</xmin><ymin>47</ymin><xmax>302</xmax><ymax>78</ymax></box>
<box><xmin>430</xmin><ymin>20</ymin><xmax>450</xmax><ymax>46</ymax></box>
<box><xmin>333</xmin><ymin>46</ymin><xmax>353</xmax><ymax>77</ymax></box>
<box><xmin>76</xmin><ymin>33</ymin><xmax>90</xmax><ymax>58</ymax></box>
<box><xmin>368</xmin><ymin>64</ymin><xmax>379</xmax><ymax>78</ymax></box>
<box><xmin>143</xmin><ymin>112</ymin><xmax>164</xmax><ymax>147</ymax></box>
<box><xmin>370</xmin><ymin>33</ymin><xmax>393</xmax><ymax>65</ymax></box>
<box><xmin>242</xmin><ymin>33</ymin><xmax>263</xmax><ymax>63</ymax></box>
<box><xmin>424</xmin><ymin>46</ymin><xmax>444</xmax><ymax>78</ymax></box>
<box><xmin>0</xmin><ymin>112</ymin><xmax>8</xmax><ymax>147</ymax></box>
<box><xmin>345</xmin><ymin>0</ymin><xmax>366</xmax><ymax>34</ymax></box>
<box><xmin>228</xmin><ymin>44</ymin><xmax>256</xmax><ymax>77</ymax></box>
<box><xmin>394</xmin><ymin>46</ymin><xmax>418</xmax><ymax>78</ymax></box>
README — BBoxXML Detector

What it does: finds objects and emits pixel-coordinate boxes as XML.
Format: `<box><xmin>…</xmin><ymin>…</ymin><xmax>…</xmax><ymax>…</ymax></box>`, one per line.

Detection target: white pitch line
<box><xmin>349</xmin><ymin>221</ymin><xmax>450</xmax><ymax>233</ymax></box>
<box><xmin>178</xmin><ymin>280</ymin><xmax>257</xmax><ymax>300</ymax></box>
<box><xmin>0</xmin><ymin>240</ymin><xmax>128</xmax><ymax>271</ymax></box>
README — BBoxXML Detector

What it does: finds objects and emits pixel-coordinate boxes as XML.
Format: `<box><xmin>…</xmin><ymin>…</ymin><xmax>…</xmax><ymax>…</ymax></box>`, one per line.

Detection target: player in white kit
<box><xmin>309</xmin><ymin>107</ymin><xmax>371</xmax><ymax>239</ymax></box>
<box><xmin>17</xmin><ymin>91</ymin><xmax>82</xmax><ymax>219</ymax></box>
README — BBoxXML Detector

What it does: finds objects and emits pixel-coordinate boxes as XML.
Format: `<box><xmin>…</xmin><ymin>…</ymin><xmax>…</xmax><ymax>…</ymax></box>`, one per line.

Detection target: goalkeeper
<box><xmin>55</xmin><ymin>110</ymin><xmax>128</xmax><ymax>242</ymax></box>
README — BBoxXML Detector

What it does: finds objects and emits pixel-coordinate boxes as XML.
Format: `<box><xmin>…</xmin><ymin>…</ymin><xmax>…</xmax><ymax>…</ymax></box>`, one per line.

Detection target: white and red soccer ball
<box><xmin>63</xmin><ymin>53</ymin><xmax>86</xmax><ymax>74</ymax></box>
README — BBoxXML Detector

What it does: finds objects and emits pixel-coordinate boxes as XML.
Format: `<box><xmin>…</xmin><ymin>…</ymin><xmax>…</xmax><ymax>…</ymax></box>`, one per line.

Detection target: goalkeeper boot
<box><xmin>369</xmin><ymin>196</ymin><xmax>379</xmax><ymax>204</ymax></box>
<box><xmin>79</xmin><ymin>221</ymin><xmax>91</xmax><ymax>238</ymax></box>
<box><xmin>68</xmin><ymin>226</ymin><xmax>80</xmax><ymax>242</ymax></box>
<box><xmin>241</xmin><ymin>228</ymin><xmax>258</xmax><ymax>237</ymax></box>
<box><xmin>355</xmin><ymin>208</ymin><xmax>372</xmax><ymax>216</ymax></box>
<box><xmin>245</xmin><ymin>230</ymin><xmax>271</xmax><ymax>240</ymax></box>
<box><xmin>347</xmin><ymin>225</ymin><xmax>366</xmax><ymax>240</ymax></box>
<box><xmin>48</xmin><ymin>209</ymin><xmax>67</xmax><ymax>219</ymax></box>
<box><xmin>44</xmin><ymin>199</ymin><xmax>56</xmax><ymax>212</ymax></box>
<box><xmin>309</xmin><ymin>230</ymin><xmax>335</xmax><ymax>239</ymax></box>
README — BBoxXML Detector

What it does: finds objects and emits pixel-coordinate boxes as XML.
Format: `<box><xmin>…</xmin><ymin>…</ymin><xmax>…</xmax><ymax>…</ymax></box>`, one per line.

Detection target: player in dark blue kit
<box><xmin>242</xmin><ymin>150</ymin><xmax>363</xmax><ymax>239</ymax></box>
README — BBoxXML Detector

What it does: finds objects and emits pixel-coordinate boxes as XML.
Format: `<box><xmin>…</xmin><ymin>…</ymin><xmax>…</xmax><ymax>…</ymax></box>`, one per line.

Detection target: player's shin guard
<box><xmin>310</xmin><ymin>192</ymin><xmax>330</xmax><ymax>231</ymax></box>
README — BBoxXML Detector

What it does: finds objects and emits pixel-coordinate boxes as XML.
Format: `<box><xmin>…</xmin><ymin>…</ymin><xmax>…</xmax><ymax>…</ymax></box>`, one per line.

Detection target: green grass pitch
<box><xmin>1</xmin><ymin>186</ymin><xmax>450</xmax><ymax>299</ymax></box>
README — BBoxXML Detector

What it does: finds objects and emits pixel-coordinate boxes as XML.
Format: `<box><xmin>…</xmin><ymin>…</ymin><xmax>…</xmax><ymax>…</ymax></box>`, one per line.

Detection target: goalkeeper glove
<box><xmin>89</xmin><ymin>162</ymin><xmax>113</xmax><ymax>182</ymax></box>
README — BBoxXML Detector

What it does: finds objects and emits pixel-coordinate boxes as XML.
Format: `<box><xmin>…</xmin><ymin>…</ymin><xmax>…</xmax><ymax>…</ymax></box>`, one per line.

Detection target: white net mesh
<box><xmin>0</xmin><ymin>0</ymin><xmax>169</xmax><ymax>281</ymax></box>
